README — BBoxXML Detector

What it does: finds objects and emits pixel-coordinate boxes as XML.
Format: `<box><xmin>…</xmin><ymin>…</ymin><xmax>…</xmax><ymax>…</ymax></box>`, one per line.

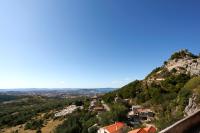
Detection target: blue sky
<box><xmin>0</xmin><ymin>0</ymin><xmax>200</xmax><ymax>89</ymax></box>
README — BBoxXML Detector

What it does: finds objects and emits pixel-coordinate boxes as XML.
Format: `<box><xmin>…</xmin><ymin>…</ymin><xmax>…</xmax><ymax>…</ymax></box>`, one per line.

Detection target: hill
<box><xmin>102</xmin><ymin>49</ymin><xmax>200</xmax><ymax>130</ymax></box>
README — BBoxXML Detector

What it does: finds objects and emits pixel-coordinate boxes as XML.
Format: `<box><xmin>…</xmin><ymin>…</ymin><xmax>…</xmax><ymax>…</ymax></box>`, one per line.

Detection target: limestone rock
<box><xmin>165</xmin><ymin>58</ymin><xmax>200</xmax><ymax>76</ymax></box>
<box><xmin>184</xmin><ymin>94</ymin><xmax>199</xmax><ymax>116</ymax></box>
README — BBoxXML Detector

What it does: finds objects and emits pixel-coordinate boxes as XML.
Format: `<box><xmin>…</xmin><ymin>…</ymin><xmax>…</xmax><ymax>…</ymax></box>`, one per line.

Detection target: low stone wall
<box><xmin>160</xmin><ymin>110</ymin><xmax>200</xmax><ymax>133</ymax></box>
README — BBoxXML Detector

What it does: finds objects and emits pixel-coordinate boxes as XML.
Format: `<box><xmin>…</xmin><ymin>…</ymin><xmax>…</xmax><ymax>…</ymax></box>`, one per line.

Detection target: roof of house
<box><xmin>128</xmin><ymin>128</ymin><xmax>147</xmax><ymax>133</ymax></box>
<box><xmin>143</xmin><ymin>126</ymin><xmax>156</xmax><ymax>133</ymax></box>
<box><xmin>103</xmin><ymin>122</ymin><xmax>125</xmax><ymax>133</ymax></box>
<box><xmin>128</xmin><ymin>126</ymin><xmax>156</xmax><ymax>133</ymax></box>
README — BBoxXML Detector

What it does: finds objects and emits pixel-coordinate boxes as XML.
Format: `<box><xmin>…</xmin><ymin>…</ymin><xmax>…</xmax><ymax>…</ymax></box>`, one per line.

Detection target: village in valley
<box><xmin>54</xmin><ymin>94</ymin><xmax>157</xmax><ymax>133</ymax></box>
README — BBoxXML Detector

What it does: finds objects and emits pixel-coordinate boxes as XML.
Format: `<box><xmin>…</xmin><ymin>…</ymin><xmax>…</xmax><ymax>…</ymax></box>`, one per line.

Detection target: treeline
<box><xmin>170</xmin><ymin>49</ymin><xmax>198</xmax><ymax>60</ymax></box>
<box><xmin>0</xmin><ymin>94</ymin><xmax>19</xmax><ymax>102</ymax></box>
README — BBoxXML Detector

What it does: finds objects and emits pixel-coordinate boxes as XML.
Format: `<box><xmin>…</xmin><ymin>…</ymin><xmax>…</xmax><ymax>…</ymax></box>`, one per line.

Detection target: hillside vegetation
<box><xmin>102</xmin><ymin>49</ymin><xmax>200</xmax><ymax>130</ymax></box>
<box><xmin>0</xmin><ymin>95</ymin><xmax>87</xmax><ymax>132</ymax></box>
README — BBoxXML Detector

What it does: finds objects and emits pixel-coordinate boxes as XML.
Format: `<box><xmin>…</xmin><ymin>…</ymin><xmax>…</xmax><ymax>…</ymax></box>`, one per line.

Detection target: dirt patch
<box><xmin>1</xmin><ymin>125</ymin><xmax>35</xmax><ymax>133</ymax></box>
<box><xmin>41</xmin><ymin>119</ymin><xmax>63</xmax><ymax>133</ymax></box>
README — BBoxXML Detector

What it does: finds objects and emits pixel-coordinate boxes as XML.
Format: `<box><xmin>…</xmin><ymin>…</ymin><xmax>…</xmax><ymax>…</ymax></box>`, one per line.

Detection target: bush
<box><xmin>55</xmin><ymin>111</ymin><xmax>97</xmax><ymax>133</ymax></box>
<box><xmin>99</xmin><ymin>103</ymin><xmax>128</xmax><ymax>126</ymax></box>
<box><xmin>25</xmin><ymin>119</ymin><xmax>43</xmax><ymax>130</ymax></box>
<box><xmin>146</xmin><ymin>67</ymin><xmax>162</xmax><ymax>78</ymax></box>
<box><xmin>161</xmin><ymin>74</ymin><xmax>190</xmax><ymax>92</ymax></box>
<box><xmin>184</xmin><ymin>76</ymin><xmax>200</xmax><ymax>90</ymax></box>
<box><xmin>177</xmin><ymin>88</ymin><xmax>192</xmax><ymax>108</ymax></box>
<box><xmin>170</xmin><ymin>49</ymin><xmax>197</xmax><ymax>60</ymax></box>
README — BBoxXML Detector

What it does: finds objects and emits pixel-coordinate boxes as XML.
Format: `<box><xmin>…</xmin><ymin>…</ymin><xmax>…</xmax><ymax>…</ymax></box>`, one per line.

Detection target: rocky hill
<box><xmin>146</xmin><ymin>49</ymin><xmax>200</xmax><ymax>83</ymax></box>
<box><xmin>165</xmin><ymin>51</ymin><xmax>200</xmax><ymax>76</ymax></box>
<box><xmin>102</xmin><ymin>49</ymin><xmax>200</xmax><ymax>131</ymax></box>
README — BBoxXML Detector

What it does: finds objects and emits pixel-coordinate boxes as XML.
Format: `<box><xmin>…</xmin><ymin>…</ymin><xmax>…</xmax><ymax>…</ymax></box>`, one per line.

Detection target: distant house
<box><xmin>128</xmin><ymin>125</ymin><xmax>156</xmax><ymax>133</ymax></box>
<box><xmin>128</xmin><ymin>105</ymin><xmax>142</xmax><ymax>117</ymax></box>
<box><xmin>97</xmin><ymin>122</ymin><xmax>126</xmax><ymax>133</ymax></box>
<box><xmin>137</xmin><ymin>109</ymin><xmax>155</xmax><ymax>121</ymax></box>
<box><xmin>128</xmin><ymin>107</ymin><xmax>155</xmax><ymax>121</ymax></box>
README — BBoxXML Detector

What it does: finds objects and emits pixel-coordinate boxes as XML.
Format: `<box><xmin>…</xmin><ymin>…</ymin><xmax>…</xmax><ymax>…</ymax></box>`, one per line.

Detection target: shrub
<box><xmin>170</xmin><ymin>49</ymin><xmax>197</xmax><ymax>60</ymax></box>
<box><xmin>99</xmin><ymin>103</ymin><xmax>128</xmax><ymax>126</ymax></box>
<box><xmin>184</xmin><ymin>76</ymin><xmax>200</xmax><ymax>90</ymax></box>
<box><xmin>146</xmin><ymin>67</ymin><xmax>162</xmax><ymax>78</ymax></box>
<box><xmin>24</xmin><ymin>119</ymin><xmax>43</xmax><ymax>130</ymax></box>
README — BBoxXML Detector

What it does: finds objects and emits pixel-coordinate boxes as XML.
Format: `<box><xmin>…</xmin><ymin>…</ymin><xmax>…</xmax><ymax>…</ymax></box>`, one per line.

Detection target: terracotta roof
<box><xmin>103</xmin><ymin>122</ymin><xmax>125</xmax><ymax>133</ymax></box>
<box><xmin>143</xmin><ymin>126</ymin><xmax>156</xmax><ymax>133</ymax></box>
<box><xmin>128</xmin><ymin>126</ymin><xmax>156</xmax><ymax>133</ymax></box>
<box><xmin>128</xmin><ymin>128</ymin><xmax>147</xmax><ymax>133</ymax></box>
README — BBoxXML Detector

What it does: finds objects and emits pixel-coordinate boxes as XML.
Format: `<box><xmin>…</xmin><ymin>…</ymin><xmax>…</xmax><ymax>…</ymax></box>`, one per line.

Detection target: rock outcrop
<box><xmin>146</xmin><ymin>50</ymin><xmax>200</xmax><ymax>85</ymax></box>
<box><xmin>184</xmin><ymin>94</ymin><xmax>199</xmax><ymax>116</ymax></box>
<box><xmin>165</xmin><ymin>58</ymin><xmax>200</xmax><ymax>76</ymax></box>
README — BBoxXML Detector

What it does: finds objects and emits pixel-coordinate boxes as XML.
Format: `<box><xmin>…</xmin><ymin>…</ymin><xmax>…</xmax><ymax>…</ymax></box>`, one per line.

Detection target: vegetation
<box><xmin>102</xmin><ymin>80</ymin><xmax>143</xmax><ymax>103</ymax></box>
<box><xmin>102</xmin><ymin>73</ymin><xmax>193</xmax><ymax>130</ymax></box>
<box><xmin>184</xmin><ymin>76</ymin><xmax>200</xmax><ymax>90</ymax></box>
<box><xmin>0</xmin><ymin>94</ymin><xmax>20</xmax><ymax>102</ymax></box>
<box><xmin>170</xmin><ymin>49</ymin><xmax>198</xmax><ymax>60</ymax></box>
<box><xmin>1</xmin><ymin>70</ymin><xmax>194</xmax><ymax>132</ymax></box>
<box><xmin>0</xmin><ymin>96</ymin><xmax>77</xmax><ymax>128</ymax></box>
<box><xmin>55</xmin><ymin>102</ymin><xmax>128</xmax><ymax>133</ymax></box>
<box><xmin>145</xmin><ymin>67</ymin><xmax>162</xmax><ymax>79</ymax></box>
<box><xmin>99</xmin><ymin>103</ymin><xmax>128</xmax><ymax>126</ymax></box>
<box><xmin>25</xmin><ymin>119</ymin><xmax>44</xmax><ymax>130</ymax></box>
<box><xmin>55</xmin><ymin>110</ymin><xmax>98</xmax><ymax>133</ymax></box>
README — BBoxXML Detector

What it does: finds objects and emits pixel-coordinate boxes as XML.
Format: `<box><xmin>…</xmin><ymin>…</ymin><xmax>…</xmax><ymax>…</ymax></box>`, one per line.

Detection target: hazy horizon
<box><xmin>0</xmin><ymin>87</ymin><xmax>115</xmax><ymax>90</ymax></box>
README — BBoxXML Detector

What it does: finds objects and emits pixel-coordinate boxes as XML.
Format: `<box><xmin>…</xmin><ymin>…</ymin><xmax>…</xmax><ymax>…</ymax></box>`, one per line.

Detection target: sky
<box><xmin>0</xmin><ymin>0</ymin><xmax>200</xmax><ymax>89</ymax></box>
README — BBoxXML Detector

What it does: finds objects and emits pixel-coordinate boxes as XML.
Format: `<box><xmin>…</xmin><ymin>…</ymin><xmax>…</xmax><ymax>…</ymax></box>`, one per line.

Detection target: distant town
<box><xmin>0</xmin><ymin>88</ymin><xmax>115</xmax><ymax>98</ymax></box>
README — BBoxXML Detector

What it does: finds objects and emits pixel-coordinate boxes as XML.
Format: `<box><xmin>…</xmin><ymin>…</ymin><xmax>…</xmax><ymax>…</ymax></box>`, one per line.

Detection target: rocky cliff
<box><xmin>184</xmin><ymin>94</ymin><xmax>199</xmax><ymax>116</ymax></box>
<box><xmin>146</xmin><ymin>49</ymin><xmax>200</xmax><ymax>84</ymax></box>
<box><xmin>165</xmin><ymin>56</ymin><xmax>200</xmax><ymax>76</ymax></box>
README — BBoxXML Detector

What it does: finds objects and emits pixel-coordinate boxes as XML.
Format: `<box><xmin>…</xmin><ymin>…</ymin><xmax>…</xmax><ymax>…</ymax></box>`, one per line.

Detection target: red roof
<box><xmin>128</xmin><ymin>126</ymin><xmax>156</xmax><ymax>133</ymax></box>
<box><xmin>128</xmin><ymin>128</ymin><xmax>147</xmax><ymax>133</ymax></box>
<box><xmin>103</xmin><ymin>122</ymin><xmax>125</xmax><ymax>133</ymax></box>
<box><xmin>143</xmin><ymin>126</ymin><xmax>156</xmax><ymax>133</ymax></box>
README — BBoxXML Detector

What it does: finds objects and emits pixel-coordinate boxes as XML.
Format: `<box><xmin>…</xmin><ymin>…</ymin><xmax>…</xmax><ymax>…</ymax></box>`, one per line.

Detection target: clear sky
<box><xmin>0</xmin><ymin>0</ymin><xmax>200</xmax><ymax>89</ymax></box>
